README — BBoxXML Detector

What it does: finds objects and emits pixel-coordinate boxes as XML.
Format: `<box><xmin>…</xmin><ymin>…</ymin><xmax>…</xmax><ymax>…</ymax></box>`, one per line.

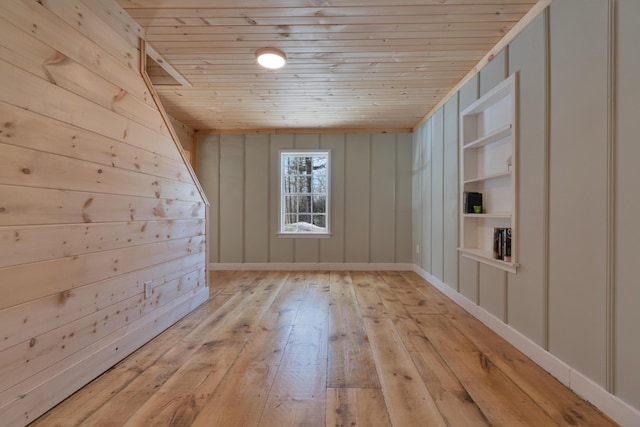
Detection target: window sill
<box><xmin>277</xmin><ymin>233</ymin><xmax>332</xmax><ymax>239</ymax></box>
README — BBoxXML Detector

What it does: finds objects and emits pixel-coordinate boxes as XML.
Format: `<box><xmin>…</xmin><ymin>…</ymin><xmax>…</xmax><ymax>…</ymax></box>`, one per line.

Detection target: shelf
<box><xmin>463</xmin><ymin>170</ymin><xmax>511</xmax><ymax>185</ymax></box>
<box><xmin>457</xmin><ymin>248</ymin><xmax>518</xmax><ymax>273</ymax></box>
<box><xmin>462</xmin><ymin>213</ymin><xmax>511</xmax><ymax>219</ymax></box>
<box><xmin>463</xmin><ymin>124</ymin><xmax>512</xmax><ymax>150</ymax></box>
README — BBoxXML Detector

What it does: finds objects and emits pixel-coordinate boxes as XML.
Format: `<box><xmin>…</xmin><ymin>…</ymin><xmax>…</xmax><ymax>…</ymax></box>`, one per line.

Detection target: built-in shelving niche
<box><xmin>459</xmin><ymin>73</ymin><xmax>518</xmax><ymax>274</ymax></box>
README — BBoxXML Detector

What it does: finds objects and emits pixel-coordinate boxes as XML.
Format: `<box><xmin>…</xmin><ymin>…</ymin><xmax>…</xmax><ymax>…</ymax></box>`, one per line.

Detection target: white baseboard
<box><xmin>209</xmin><ymin>262</ymin><xmax>414</xmax><ymax>271</ymax></box>
<box><xmin>413</xmin><ymin>265</ymin><xmax>640</xmax><ymax>427</ymax></box>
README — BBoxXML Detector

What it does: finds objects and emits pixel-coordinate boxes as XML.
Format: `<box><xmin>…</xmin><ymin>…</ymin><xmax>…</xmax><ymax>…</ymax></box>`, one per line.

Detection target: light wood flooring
<box><xmin>32</xmin><ymin>271</ymin><xmax>617</xmax><ymax>426</ymax></box>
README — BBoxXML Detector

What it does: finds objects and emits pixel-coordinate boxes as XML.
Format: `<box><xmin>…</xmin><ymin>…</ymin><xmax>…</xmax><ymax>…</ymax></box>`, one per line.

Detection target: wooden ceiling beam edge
<box><xmin>146</xmin><ymin>42</ymin><xmax>192</xmax><ymax>87</ymax></box>
<box><xmin>412</xmin><ymin>0</ymin><xmax>551</xmax><ymax>131</ymax></box>
<box><xmin>197</xmin><ymin>128</ymin><xmax>412</xmax><ymax>135</ymax></box>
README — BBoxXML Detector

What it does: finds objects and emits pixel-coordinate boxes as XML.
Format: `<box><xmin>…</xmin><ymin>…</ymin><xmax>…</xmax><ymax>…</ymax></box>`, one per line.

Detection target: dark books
<box><xmin>463</xmin><ymin>191</ymin><xmax>482</xmax><ymax>214</ymax></box>
<box><xmin>493</xmin><ymin>228</ymin><xmax>512</xmax><ymax>262</ymax></box>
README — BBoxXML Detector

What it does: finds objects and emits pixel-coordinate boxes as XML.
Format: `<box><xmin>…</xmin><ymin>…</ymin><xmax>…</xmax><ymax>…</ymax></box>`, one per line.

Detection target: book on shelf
<box><xmin>493</xmin><ymin>228</ymin><xmax>512</xmax><ymax>262</ymax></box>
<box><xmin>463</xmin><ymin>191</ymin><xmax>482</xmax><ymax>214</ymax></box>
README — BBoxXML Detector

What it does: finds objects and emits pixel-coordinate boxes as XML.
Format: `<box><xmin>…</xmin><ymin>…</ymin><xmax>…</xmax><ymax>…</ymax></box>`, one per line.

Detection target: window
<box><xmin>280</xmin><ymin>150</ymin><xmax>330</xmax><ymax>236</ymax></box>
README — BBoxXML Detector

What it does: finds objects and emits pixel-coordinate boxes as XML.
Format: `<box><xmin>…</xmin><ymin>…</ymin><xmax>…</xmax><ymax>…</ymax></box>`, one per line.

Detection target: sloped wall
<box><xmin>0</xmin><ymin>1</ymin><xmax>208</xmax><ymax>425</ymax></box>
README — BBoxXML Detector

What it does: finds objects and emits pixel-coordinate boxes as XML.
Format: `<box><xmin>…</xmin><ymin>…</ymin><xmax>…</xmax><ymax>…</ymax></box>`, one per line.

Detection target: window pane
<box><xmin>298</xmin><ymin>195</ymin><xmax>312</xmax><ymax>213</ymax></box>
<box><xmin>283</xmin><ymin>156</ymin><xmax>296</xmax><ymax>175</ymax></box>
<box><xmin>313</xmin><ymin>156</ymin><xmax>327</xmax><ymax>172</ymax></box>
<box><xmin>299</xmin><ymin>214</ymin><xmax>311</xmax><ymax>225</ymax></box>
<box><xmin>313</xmin><ymin>214</ymin><xmax>326</xmax><ymax>229</ymax></box>
<box><xmin>284</xmin><ymin>195</ymin><xmax>297</xmax><ymax>214</ymax></box>
<box><xmin>284</xmin><ymin>176</ymin><xmax>297</xmax><ymax>194</ymax></box>
<box><xmin>297</xmin><ymin>176</ymin><xmax>311</xmax><ymax>194</ymax></box>
<box><xmin>283</xmin><ymin>214</ymin><xmax>297</xmax><ymax>232</ymax></box>
<box><xmin>312</xmin><ymin>176</ymin><xmax>326</xmax><ymax>193</ymax></box>
<box><xmin>312</xmin><ymin>196</ymin><xmax>326</xmax><ymax>213</ymax></box>
<box><xmin>300</xmin><ymin>157</ymin><xmax>313</xmax><ymax>175</ymax></box>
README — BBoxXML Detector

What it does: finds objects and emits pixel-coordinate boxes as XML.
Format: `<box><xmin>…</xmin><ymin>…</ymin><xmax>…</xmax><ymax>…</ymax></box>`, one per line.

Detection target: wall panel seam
<box><xmin>542</xmin><ymin>5</ymin><xmax>551</xmax><ymax>352</ymax></box>
<box><xmin>267</xmin><ymin>135</ymin><xmax>272</xmax><ymax>263</ymax></box>
<box><xmin>216</xmin><ymin>136</ymin><xmax>221</xmax><ymax>264</ymax></box>
<box><xmin>242</xmin><ymin>135</ymin><xmax>246</xmax><ymax>263</ymax></box>
<box><xmin>368</xmin><ymin>134</ymin><xmax>372</xmax><ymax>263</ymax></box>
<box><xmin>606</xmin><ymin>0</ymin><xmax>617</xmax><ymax>394</ymax></box>
<box><xmin>394</xmin><ymin>135</ymin><xmax>399</xmax><ymax>263</ymax></box>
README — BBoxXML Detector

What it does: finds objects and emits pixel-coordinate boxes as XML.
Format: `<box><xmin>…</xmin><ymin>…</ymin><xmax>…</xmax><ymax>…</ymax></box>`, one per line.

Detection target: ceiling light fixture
<box><xmin>256</xmin><ymin>47</ymin><xmax>286</xmax><ymax>69</ymax></box>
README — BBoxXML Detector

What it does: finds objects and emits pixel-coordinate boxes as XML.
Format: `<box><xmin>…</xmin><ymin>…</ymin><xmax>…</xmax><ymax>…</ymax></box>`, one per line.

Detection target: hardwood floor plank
<box><xmin>351</xmin><ymin>272</ymin><xmax>388</xmax><ymax>319</ymax></box>
<box><xmin>259</xmin><ymin>272</ymin><xmax>330</xmax><ymax>426</ymax></box>
<box><xmin>414</xmin><ymin>313</ymin><xmax>557</xmax><ymax>426</ymax></box>
<box><xmin>210</xmin><ymin>269</ymin><xmax>265</xmax><ymax>295</ymax></box>
<box><xmin>363</xmin><ymin>317</ymin><xmax>447</xmax><ymax>427</ymax></box>
<box><xmin>326</xmin><ymin>387</ymin><xmax>391</xmax><ymax>427</ymax></box>
<box><xmin>370</xmin><ymin>271</ymin><xmax>412</xmax><ymax>321</ymax></box>
<box><xmin>328</xmin><ymin>271</ymin><xmax>380</xmax><ymax>388</ymax></box>
<box><xmin>393</xmin><ymin>317</ymin><xmax>490</xmax><ymax>426</ymax></box>
<box><xmin>399</xmin><ymin>271</ymin><xmax>457</xmax><ymax>315</ymax></box>
<box><xmin>382</xmin><ymin>271</ymin><xmax>441</xmax><ymax>315</ymax></box>
<box><xmin>187</xmin><ymin>272</ymin><xmax>310</xmax><ymax>426</ymax></box>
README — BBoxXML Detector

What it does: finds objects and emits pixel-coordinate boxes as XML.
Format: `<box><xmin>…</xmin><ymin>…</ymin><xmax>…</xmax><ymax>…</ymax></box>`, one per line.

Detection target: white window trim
<box><xmin>278</xmin><ymin>149</ymin><xmax>331</xmax><ymax>237</ymax></box>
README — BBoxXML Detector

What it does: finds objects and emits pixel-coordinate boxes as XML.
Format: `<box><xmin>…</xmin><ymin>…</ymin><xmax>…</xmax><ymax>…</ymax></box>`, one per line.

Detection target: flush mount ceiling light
<box><xmin>256</xmin><ymin>47</ymin><xmax>287</xmax><ymax>69</ymax></box>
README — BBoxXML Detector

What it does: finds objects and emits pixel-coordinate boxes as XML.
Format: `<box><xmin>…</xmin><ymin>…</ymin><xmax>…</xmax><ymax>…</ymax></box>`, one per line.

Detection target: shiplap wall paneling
<box><xmin>294</xmin><ymin>134</ymin><xmax>321</xmax><ymax>263</ymax></box>
<box><xmin>443</xmin><ymin>95</ymin><xmax>460</xmax><ymax>290</ymax></box>
<box><xmin>168</xmin><ymin>114</ymin><xmax>195</xmax><ymax>154</ymax></box>
<box><xmin>370</xmin><ymin>134</ymin><xmax>397</xmax><ymax>263</ymax></box>
<box><xmin>615</xmin><ymin>0</ymin><xmax>640</xmax><ymax>408</ymax></box>
<box><xmin>344</xmin><ymin>134</ymin><xmax>371</xmax><ymax>263</ymax></box>
<box><xmin>420</xmin><ymin>120</ymin><xmax>432</xmax><ymax>271</ymax></box>
<box><xmin>412</xmin><ymin>128</ymin><xmax>423</xmax><ymax>266</ymax></box>
<box><xmin>0</xmin><ymin>5</ymin><xmax>167</xmax><ymax>147</ymax></box>
<box><xmin>198</xmin><ymin>134</ymin><xmax>220</xmax><ymax>263</ymax></box>
<box><xmin>319</xmin><ymin>134</ymin><xmax>345</xmax><ymax>263</ymax></box>
<box><xmin>37</xmin><ymin>0</ymin><xmax>140</xmax><ymax>72</ymax></box>
<box><xmin>395</xmin><ymin>133</ymin><xmax>413</xmax><ymax>263</ymax></box>
<box><xmin>244</xmin><ymin>134</ymin><xmax>270</xmax><ymax>263</ymax></box>
<box><xmin>219</xmin><ymin>135</ymin><xmax>244</xmax><ymax>263</ymax></box>
<box><xmin>0</xmin><ymin>219</ymin><xmax>203</xmax><ymax>270</ymax></box>
<box><xmin>506</xmin><ymin>12</ymin><xmax>547</xmax><ymax>347</ymax></box>
<box><xmin>269</xmin><ymin>134</ymin><xmax>295</xmax><ymax>262</ymax></box>
<box><xmin>81</xmin><ymin>0</ymin><xmax>144</xmax><ymax>49</ymax></box>
<box><xmin>457</xmin><ymin>76</ymin><xmax>480</xmax><ymax>303</ymax></box>
<box><xmin>0</xmin><ymin>1</ymin><xmax>208</xmax><ymax>425</ymax></box>
<box><xmin>548</xmin><ymin>0</ymin><xmax>609</xmax><ymax>387</ymax></box>
<box><xmin>0</xmin><ymin>0</ymin><xmax>144</xmax><ymax>106</ymax></box>
<box><xmin>0</xmin><ymin>136</ymin><xmax>199</xmax><ymax>206</ymax></box>
<box><xmin>0</xmin><ymin>101</ymin><xmax>195</xmax><ymax>189</ymax></box>
<box><xmin>430</xmin><ymin>108</ymin><xmax>445</xmax><ymax>280</ymax></box>
<box><xmin>477</xmin><ymin>49</ymin><xmax>509</xmax><ymax>320</ymax></box>
<box><xmin>0</xmin><ymin>251</ymin><xmax>203</xmax><ymax>345</ymax></box>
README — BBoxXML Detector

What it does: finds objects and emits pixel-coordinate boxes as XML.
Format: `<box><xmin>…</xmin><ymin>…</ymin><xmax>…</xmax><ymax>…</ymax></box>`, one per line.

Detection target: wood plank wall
<box><xmin>168</xmin><ymin>114</ymin><xmax>195</xmax><ymax>160</ymax></box>
<box><xmin>197</xmin><ymin>132</ymin><xmax>413</xmax><ymax>267</ymax></box>
<box><xmin>0</xmin><ymin>1</ymin><xmax>208</xmax><ymax>426</ymax></box>
<box><xmin>413</xmin><ymin>0</ymin><xmax>640</xmax><ymax>416</ymax></box>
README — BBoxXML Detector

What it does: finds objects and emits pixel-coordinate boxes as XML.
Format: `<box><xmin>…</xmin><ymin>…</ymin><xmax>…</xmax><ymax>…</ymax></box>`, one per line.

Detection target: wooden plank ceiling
<box><xmin>116</xmin><ymin>0</ymin><xmax>538</xmax><ymax>131</ymax></box>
